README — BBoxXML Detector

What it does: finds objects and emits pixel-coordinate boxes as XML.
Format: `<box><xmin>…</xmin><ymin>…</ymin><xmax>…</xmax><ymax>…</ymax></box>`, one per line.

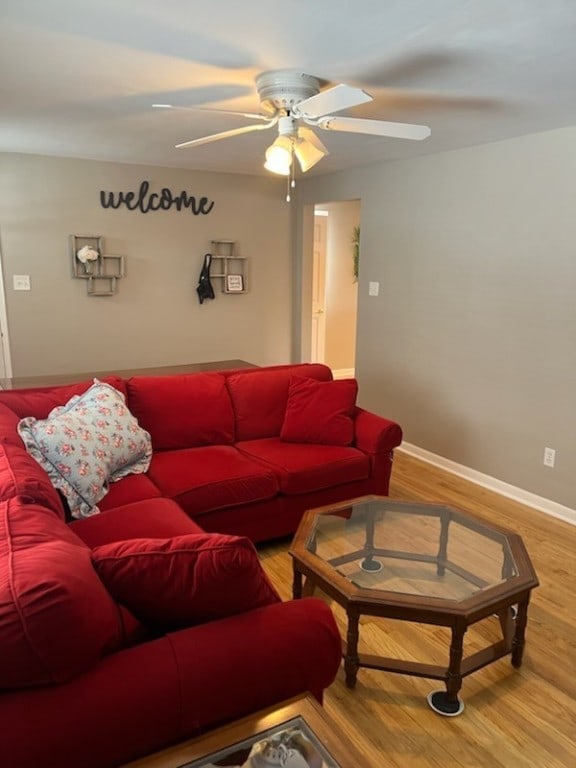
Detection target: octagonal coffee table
<box><xmin>289</xmin><ymin>496</ymin><xmax>539</xmax><ymax>716</ymax></box>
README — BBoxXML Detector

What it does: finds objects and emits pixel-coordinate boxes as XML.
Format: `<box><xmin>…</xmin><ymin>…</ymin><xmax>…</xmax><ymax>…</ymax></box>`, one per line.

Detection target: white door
<box><xmin>311</xmin><ymin>214</ymin><xmax>327</xmax><ymax>362</ymax></box>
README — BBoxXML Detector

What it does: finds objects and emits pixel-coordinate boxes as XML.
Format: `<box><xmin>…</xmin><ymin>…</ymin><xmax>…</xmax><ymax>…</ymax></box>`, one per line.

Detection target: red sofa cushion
<box><xmin>226</xmin><ymin>364</ymin><xmax>333</xmax><ymax>441</ymax></box>
<box><xmin>0</xmin><ymin>634</ymin><xmax>185</xmax><ymax>768</ymax></box>
<box><xmin>148</xmin><ymin>446</ymin><xmax>278</xmax><ymax>517</ymax></box>
<box><xmin>0</xmin><ymin>498</ymin><xmax>123</xmax><ymax>689</ymax></box>
<box><xmin>237</xmin><ymin>437</ymin><xmax>370</xmax><ymax>495</ymax></box>
<box><xmin>126</xmin><ymin>373</ymin><xmax>235</xmax><ymax>450</ymax></box>
<box><xmin>92</xmin><ymin>533</ymin><xmax>280</xmax><ymax>629</ymax></box>
<box><xmin>281</xmin><ymin>376</ymin><xmax>358</xmax><ymax>446</ymax></box>
<box><xmin>0</xmin><ymin>376</ymin><xmax>127</xmax><ymax>419</ymax></box>
<box><xmin>98</xmin><ymin>473</ymin><xmax>162</xmax><ymax>511</ymax></box>
<box><xmin>0</xmin><ymin>441</ymin><xmax>65</xmax><ymax>519</ymax></box>
<box><xmin>70</xmin><ymin>498</ymin><xmax>203</xmax><ymax>548</ymax></box>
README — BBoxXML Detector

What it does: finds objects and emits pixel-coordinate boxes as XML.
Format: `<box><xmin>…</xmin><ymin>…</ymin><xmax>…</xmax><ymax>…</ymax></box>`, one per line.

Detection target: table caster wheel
<box><xmin>427</xmin><ymin>690</ymin><xmax>465</xmax><ymax>717</ymax></box>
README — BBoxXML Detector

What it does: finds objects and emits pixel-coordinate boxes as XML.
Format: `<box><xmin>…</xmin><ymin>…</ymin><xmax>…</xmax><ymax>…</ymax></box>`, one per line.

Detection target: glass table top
<box><xmin>305</xmin><ymin>498</ymin><xmax>519</xmax><ymax>601</ymax></box>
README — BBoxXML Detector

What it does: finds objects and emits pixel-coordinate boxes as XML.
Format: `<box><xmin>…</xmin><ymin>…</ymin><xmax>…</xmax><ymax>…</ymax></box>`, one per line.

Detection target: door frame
<box><xmin>0</xmin><ymin>239</ymin><xmax>13</xmax><ymax>378</ymax></box>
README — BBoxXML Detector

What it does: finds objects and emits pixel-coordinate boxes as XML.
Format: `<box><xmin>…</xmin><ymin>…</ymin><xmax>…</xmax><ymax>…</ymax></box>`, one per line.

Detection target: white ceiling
<box><xmin>1</xmin><ymin>0</ymin><xmax>576</xmax><ymax>177</ymax></box>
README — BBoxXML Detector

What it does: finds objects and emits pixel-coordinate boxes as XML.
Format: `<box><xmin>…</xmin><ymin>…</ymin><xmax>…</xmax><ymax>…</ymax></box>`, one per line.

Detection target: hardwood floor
<box><xmin>259</xmin><ymin>451</ymin><xmax>576</xmax><ymax>767</ymax></box>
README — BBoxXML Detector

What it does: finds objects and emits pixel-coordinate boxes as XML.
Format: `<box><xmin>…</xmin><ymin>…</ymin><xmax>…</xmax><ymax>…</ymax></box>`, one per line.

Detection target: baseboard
<box><xmin>332</xmin><ymin>368</ymin><xmax>355</xmax><ymax>379</ymax></box>
<box><xmin>399</xmin><ymin>442</ymin><xmax>576</xmax><ymax>527</ymax></box>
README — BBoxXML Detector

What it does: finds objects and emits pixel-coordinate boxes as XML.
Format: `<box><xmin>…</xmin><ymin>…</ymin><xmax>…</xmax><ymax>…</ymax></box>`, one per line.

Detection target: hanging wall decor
<box><xmin>99</xmin><ymin>180</ymin><xmax>214</xmax><ymax>215</ymax></box>
<box><xmin>209</xmin><ymin>240</ymin><xmax>247</xmax><ymax>294</ymax></box>
<box><xmin>70</xmin><ymin>235</ymin><xmax>125</xmax><ymax>296</ymax></box>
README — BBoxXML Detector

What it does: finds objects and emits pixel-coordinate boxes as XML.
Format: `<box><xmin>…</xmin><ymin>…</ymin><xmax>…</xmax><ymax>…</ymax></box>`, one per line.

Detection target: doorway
<box><xmin>310</xmin><ymin>201</ymin><xmax>360</xmax><ymax>378</ymax></box>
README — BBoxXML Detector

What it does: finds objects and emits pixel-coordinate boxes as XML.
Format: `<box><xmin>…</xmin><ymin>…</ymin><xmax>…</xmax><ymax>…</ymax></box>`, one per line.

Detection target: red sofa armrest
<box><xmin>167</xmin><ymin>598</ymin><xmax>342</xmax><ymax>730</ymax></box>
<box><xmin>354</xmin><ymin>407</ymin><xmax>403</xmax><ymax>454</ymax></box>
<box><xmin>0</xmin><ymin>599</ymin><xmax>341</xmax><ymax>768</ymax></box>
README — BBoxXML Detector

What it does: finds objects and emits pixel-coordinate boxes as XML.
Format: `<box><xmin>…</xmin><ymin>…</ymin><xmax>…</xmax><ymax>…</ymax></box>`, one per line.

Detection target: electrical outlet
<box><xmin>543</xmin><ymin>447</ymin><xmax>556</xmax><ymax>468</ymax></box>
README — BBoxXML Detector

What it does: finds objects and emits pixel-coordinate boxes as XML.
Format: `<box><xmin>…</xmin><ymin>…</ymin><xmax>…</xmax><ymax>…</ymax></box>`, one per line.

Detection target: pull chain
<box><xmin>286</xmin><ymin>144</ymin><xmax>295</xmax><ymax>202</ymax></box>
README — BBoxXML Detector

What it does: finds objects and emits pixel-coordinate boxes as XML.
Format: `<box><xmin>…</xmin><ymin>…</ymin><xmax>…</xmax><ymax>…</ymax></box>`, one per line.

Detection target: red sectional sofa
<box><xmin>0</xmin><ymin>363</ymin><xmax>402</xmax><ymax>768</ymax></box>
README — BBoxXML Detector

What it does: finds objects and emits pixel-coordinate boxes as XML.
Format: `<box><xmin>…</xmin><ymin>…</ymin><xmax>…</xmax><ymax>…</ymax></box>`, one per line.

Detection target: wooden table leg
<box><xmin>344</xmin><ymin>609</ymin><xmax>360</xmax><ymax>689</ymax></box>
<box><xmin>436</xmin><ymin>507</ymin><xmax>450</xmax><ymax>577</ymax></box>
<box><xmin>446</xmin><ymin>622</ymin><xmax>466</xmax><ymax>701</ymax></box>
<box><xmin>292</xmin><ymin>565</ymin><xmax>303</xmax><ymax>599</ymax></box>
<box><xmin>427</xmin><ymin>620</ymin><xmax>466</xmax><ymax>716</ymax></box>
<box><xmin>302</xmin><ymin>577</ymin><xmax>316</xmax><ymax>598</ymax></box>
<box><xmin>511</xmin><ymin>593</ymin><xmax>530</xmax><ymax>668</ymax></box>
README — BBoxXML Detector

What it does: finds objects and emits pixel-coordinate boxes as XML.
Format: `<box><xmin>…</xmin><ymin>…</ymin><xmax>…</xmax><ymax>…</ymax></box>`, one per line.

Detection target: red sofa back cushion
<box><xmin>126</xmin><ymin>373</ymin><xmax>235</xmax><ymax>450</ymax></box>
<box><xmin>92</xmin><ymin>533</ymin><xmax>280</xmax><ymax>629</ymax></box>
<box><xmin>226</xmin><ymin>364</ymin><xmax>333</xmax><ymax>441</ymax></box>
<box><xmin>0</xmin><ymin>498</ymin><xmax>123</xmax><ymax>689</ymax></box>
<box><xmin>0</xmin><ymin>376</ymin><xmax>128</xmax><ymax>419</ymax></box>
<box><xmin>280</xmin><ymin>376</ymin><xmax>358</xmax><ymax>446</ymax></box>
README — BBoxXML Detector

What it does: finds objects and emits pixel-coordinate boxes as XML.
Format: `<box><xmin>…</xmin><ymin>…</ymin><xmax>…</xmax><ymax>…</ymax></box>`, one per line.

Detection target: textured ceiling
<box><xmin>1</xmin><ymin>0</ymin><xmax>576</xmax><ymax>177</ymax></box>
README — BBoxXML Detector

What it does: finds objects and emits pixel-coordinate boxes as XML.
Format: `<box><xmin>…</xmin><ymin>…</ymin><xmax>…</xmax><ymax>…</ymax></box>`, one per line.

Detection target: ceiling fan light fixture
<box><xmin>293</xmin><ymin>140</ymin><xmax>323</xmax><ymax>172</ymax></box>
<box><xmin>294</xmin><ymin>127</ymin><xmax>329</xmax><ymax>172</ymax></box>
<box><xmin>264</xmin><ymin>135</ymin><xmax>293</xmax><ymax>175</ymax></box>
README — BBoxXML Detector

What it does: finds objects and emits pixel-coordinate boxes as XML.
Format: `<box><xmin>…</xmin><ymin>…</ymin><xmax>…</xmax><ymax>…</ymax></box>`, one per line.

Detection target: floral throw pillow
<box><xmin>18</xmin><ymin>380</ymin><xmax>152</xmax><ymax>519</ymax></box>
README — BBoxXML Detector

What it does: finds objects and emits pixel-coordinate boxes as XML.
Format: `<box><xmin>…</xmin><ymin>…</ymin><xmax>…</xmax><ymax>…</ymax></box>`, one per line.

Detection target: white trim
<box><xmin>332</xmin><ymin>368</ymin><xmax>355</xmax><ymax>379</ymax></box>
<box><xmin>399</xmin><ymin>442</ymin><xmax>576</xmax><ymax>527</ymax></box>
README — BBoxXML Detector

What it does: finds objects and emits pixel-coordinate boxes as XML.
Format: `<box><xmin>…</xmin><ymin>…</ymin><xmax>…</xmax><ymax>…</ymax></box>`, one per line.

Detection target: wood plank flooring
<box><xmin>258</xmin><ymin>451</ymin><xmax>576</xmax><ymax>767</ymax></box>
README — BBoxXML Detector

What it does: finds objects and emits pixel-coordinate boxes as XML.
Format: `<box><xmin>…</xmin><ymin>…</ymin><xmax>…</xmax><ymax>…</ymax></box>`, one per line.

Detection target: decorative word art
<box><xmin>100</xmin><ymin>181</ymin><xmax>215</xmax><ymax>215</ymax></box>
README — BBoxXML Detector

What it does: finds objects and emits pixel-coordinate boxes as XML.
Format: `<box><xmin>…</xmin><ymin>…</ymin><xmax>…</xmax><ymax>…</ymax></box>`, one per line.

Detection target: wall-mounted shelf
<box><xmin>210</xmin><ymin>240</ymin><xmax>246</xmax><ymax>293</ymax></box>
<box><xmin>70</xmin><ymin>235</ymin><xmax>125</xmax><ymax>296</ymax></box>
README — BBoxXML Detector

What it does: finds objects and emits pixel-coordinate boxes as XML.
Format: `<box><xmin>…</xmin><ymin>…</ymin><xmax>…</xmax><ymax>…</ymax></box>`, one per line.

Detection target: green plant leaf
<box><xmin>352</xmin><ymin>226</ymin><xmax>360</xmax><ymax>282</ymax></box>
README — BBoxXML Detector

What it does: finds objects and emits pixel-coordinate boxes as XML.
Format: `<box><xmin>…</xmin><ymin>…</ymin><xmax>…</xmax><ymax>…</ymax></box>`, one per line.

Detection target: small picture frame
<box><xmin>226</xmin><ymin>274</ymin><xmax>244</xmax><ymax>292</ymax></box>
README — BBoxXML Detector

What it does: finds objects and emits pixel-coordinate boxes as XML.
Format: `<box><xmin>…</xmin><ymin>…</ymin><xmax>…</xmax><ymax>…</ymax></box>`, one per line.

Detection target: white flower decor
<box><xmin>76</xmin><ymin>245</ymin><xmax>100</xmax><ymax>263</ymax></box>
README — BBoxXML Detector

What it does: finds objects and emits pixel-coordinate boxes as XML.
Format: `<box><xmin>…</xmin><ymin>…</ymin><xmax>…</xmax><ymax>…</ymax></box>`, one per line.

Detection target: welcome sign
<box><xmin>100</xmin><ymin>181</ymin><xmax>215</xmax><ymax>215</ymax></box>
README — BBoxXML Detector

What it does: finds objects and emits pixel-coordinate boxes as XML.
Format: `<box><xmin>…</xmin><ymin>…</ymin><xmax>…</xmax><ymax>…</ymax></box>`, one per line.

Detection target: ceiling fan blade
<box><xmin>175</xmin><ymin>121</ymin><xmax>276</xmax><ymax>149</ymax></box>
<box><xmin>294</xmin><ymin>128</ymin><xmax>329</xmax><ymax>172</ymax></box>
<box><xmin>317</xmin><ymin>116</ymin><xmax>431</xmax><ymax>141</ymax></box>
<box><xmin>294</xmin><ymin>84</ymin><xmax>372</xmax><ymax>119</ymax></box>
<box><xmin>153</xmin><ymin>104</ymin><xmax>270</xmax><ymax>121</ymax></box>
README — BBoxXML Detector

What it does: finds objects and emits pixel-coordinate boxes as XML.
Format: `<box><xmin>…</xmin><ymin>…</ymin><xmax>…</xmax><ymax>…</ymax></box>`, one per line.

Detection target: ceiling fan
<box><xmin>154</xmin><ymin>70</ymin><xmax>431</xmax><ymax>180</ymax></box>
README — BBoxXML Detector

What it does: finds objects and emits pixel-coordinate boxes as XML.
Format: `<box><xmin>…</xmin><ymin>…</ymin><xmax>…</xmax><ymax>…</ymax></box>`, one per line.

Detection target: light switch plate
<box><xmin>13</xmin><ymin>275</ymin><xmax>31</xmax><ymax>291</ymax></box>
<box><xmin>368</xmin><ymin>281</ymin><xmax>380</xmax><ymax>297</ymax></box>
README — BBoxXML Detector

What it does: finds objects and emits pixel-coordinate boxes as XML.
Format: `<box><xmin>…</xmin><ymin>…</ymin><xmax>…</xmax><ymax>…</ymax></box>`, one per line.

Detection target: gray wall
<box><xmin>295</xmin><ymin>127</ymin><xmax>576</xmax><ymax>509</ymax></box>
<box><xmin>0</xmin><ymin>154</ymin><xmax>292</xmax><ymax>376</ymax></box>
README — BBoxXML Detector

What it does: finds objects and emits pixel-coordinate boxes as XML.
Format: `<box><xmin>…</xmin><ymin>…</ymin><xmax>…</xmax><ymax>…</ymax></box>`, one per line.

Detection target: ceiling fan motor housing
<box><xmin>256</xmin><ymin>70</ymin><xmax>320</xmax><ymax>114</ymax></box>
